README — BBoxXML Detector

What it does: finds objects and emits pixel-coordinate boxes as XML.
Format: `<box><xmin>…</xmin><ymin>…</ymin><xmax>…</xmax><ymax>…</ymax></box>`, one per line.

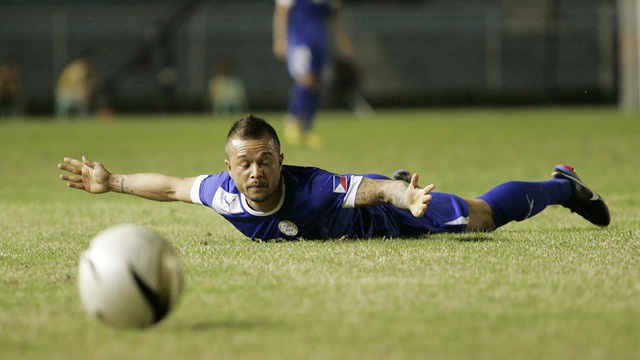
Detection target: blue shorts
<box><xmin>420</xmin><ymin>192</ymin><xmax>470</xmax><ymax>233</ymax></box>
<box><xmin>286</xmin><ymin>43</ymin><xmax>327</xmax><ymax>78</ymax></box>
<box><xmin>361</xmin><ymin>174</ymin><xmax>470</xmax><ymax>235</ymax></box>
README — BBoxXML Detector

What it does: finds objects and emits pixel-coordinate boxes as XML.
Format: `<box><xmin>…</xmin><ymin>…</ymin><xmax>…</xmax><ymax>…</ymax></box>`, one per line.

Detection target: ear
<box><xmin>225</xmin><ymin>159</ymin><xmax>232</xmax><ymax>173</ymax></box>
<box><xmin>278</xmin><ymin>153</ymin><xmax>284</xmax><ymax>168</ymax></box>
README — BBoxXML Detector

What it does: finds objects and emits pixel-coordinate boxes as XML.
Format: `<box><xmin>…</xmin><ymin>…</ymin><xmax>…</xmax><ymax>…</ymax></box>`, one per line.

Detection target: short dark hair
<box><xmin>226</xmin><ymin>114</ymin><xmax>281</xmax><ymax>153</ymax></box>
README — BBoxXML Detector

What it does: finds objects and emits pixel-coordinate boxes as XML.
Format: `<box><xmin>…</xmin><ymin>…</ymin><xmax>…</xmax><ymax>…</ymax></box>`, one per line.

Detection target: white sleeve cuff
<box><xmin>342</xmin><ymin>175</ymin><xmax>363</xmax><ymax>208</ymax></box>
<box><xmin>276</xmin><ymin>0</ymin><xmax>294</xmax><ymax>7</ymax></box>
<box><xmin>190</xmin><ymin>175</ymin><xmax>207</xmax><ymax>205</ymax></box>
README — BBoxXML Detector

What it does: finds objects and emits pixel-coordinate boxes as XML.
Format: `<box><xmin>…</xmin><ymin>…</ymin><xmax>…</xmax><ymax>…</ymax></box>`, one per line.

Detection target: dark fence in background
<box><xmin>0</xmin><ymin>0</ymin><xmax>617</xmax><ymax>114</ymax></box>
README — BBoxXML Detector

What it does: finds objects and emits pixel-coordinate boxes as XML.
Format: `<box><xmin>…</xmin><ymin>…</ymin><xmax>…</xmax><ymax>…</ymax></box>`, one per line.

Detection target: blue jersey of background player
<box><xmin>282</xmin><ymin>0</ymin><xmax>334</xmax><ymax>49</ymax></box>
<box><xmin>190</xmin><ymin>166</ymin><xmax>469</xmax><ymax>241</ymax></box>
<box><xmin>59</xmin><ymin>115</ymin><xmax>611</xmax><ymax>242</ymax></box>
<box><xmin>273</xmin><ymin>0</ymin><xmax>354</xmax><ymax>148</ymax></box>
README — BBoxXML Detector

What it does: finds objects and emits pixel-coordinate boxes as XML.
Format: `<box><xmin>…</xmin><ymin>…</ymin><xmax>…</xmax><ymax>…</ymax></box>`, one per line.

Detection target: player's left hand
<box><xmin>406</xmin><ymin>174</ymin><xmax>434</xmax><ymax>218</ymax></box>
<box><xmin>58</xmin><ymin>156</ymin><xmax>111</xmax><ymax>194</ymax></box>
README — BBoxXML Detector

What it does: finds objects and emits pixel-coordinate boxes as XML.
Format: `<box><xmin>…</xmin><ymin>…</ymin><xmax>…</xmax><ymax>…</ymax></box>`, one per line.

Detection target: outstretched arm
<box><xmin>354</xmin><ymin>174</ymin><xmax>434</xmax><ymax>217</ymax></box>
<box><xmin>328</xmin><ymin>7</ymin><xmax>354</xmax><ymax>59</ymax></box>
<box><xmin>58</xmin><ymin>156</ymin><xmax>195</xmax><ymax>203</ymax></box>
<box><xmin>272</xmin><ymin>3</ymin><xmax>290</xmax><ymax>59</ymax></box>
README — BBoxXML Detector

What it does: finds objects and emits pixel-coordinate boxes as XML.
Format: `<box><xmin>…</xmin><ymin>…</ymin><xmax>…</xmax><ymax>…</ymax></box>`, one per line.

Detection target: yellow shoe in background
<box><xmin>304</xmin><ymin>132</ymin><xmax>323</xmax><ymax>149</ymax></box>
<box><xmin>284</xmin><ymin>120</ymin><xmax>302</xmax><ymax>146</ymax></box>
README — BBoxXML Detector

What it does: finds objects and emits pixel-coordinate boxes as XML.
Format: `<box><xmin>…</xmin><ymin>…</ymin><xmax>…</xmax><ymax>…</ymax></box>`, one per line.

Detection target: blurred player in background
<box><xmin>0</xmin><ymin>61</ymin><xmax>26</xmax><ymax>118</ymax></box>
<box><xmin>331</xmin><ymin>57</ymin><xmax>373</xmax><ymax>119</ymax></box>
<box><xmin>273</xmin><ymin>0</ymin><xmax>354</xmax><ymax>148</ymax></box>
<box><xmin>208</xmin><ymin>61</ymin><xmax>247</xmax><ymax>117</ymax></box>
<box><xmin>55</xmin><ymin>55</ymin><xmax>96</xmax><ymax>119</ymax></box>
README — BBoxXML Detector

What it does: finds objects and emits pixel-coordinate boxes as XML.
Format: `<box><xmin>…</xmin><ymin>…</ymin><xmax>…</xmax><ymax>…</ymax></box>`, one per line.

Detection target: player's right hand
<box><xmin>58</xmin><ymin>156</ymin><xmax>111</xmax><ymax>194</ymax></box>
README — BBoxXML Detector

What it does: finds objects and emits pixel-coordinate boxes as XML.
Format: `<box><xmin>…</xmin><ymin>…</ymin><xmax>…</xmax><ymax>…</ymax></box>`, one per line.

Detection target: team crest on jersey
<box><xmin>278</xmin><ymin>220</ymin><xmax>299</xmax><ymax>236</ymax></box>
<box><xmin>333</xmin><ymin>175</ymin><xmax>347</xmax><ymax>193</ymax></box>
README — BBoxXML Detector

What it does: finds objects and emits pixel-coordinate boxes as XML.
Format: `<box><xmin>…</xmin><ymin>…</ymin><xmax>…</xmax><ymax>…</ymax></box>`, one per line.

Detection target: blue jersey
<box><xmin>278</xmin><ymin>0</ymin><xmax>339</xmax><ymax>76</ymax></box>
<box><xmin>191</xmin><ymin>165</ymin><xmax>470</xmax><ymax>241</ymax></box>
<box><xmin>278</xmin><ymin>0</ymin><xmax>339</xmax><ymax>49</ymax></box>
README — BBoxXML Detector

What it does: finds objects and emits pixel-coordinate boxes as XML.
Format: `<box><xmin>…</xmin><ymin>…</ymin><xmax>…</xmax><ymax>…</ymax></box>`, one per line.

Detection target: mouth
<box><xmin>247</xmin><ymin>182</ymin><xmax>268</xmax><ymax>190</ymax></box>
<box><xmin>245</xmin><ymin>183</ymin><xmax>272</xmax><ymax>203</ymax></box>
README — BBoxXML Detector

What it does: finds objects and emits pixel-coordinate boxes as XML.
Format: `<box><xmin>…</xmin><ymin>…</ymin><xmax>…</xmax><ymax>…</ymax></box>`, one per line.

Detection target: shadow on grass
<box><xmin>171</xmin><ymin>320</ymin><xmax>278</xmax><ymax>332</ymax></box>
<box><xmin>454</xmin><ymin>234</ymin><xmax>494</xmax><ymax>242</ymax></box>
<box><xmin>250</xmin><ymin>233</ymin><xmax>497</xmax><ymax>243</ymax></box>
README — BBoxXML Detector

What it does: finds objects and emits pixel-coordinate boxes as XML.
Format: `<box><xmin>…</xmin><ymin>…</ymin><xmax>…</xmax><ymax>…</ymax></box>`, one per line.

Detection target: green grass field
<box><xmin>1</xmin><ymin>108</ymin><xmax>639</xmax><ymax>360</ymax></box>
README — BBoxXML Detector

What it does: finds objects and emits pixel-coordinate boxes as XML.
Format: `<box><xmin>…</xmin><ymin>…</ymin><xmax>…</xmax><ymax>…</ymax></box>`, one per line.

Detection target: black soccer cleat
<box><xmin>392</xmin><ymin>169</ymin><xmax>411</xmax><ymax>183</ymax></box>
<box><xmin>551</xmin><ymin>164</ymin><xmax>610</xmax><ymax>227</ymax></box>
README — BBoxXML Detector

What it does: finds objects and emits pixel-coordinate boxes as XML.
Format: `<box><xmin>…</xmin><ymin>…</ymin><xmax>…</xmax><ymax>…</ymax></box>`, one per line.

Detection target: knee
<box><xmin>465</xmin><ymin>199</ymin><xmax>496</xmax><ymax>232</ymax></box>
<box><xmin>295</xmin><ymin>73</ymin><xmax>319</xmax><ymax>88</ymax></box>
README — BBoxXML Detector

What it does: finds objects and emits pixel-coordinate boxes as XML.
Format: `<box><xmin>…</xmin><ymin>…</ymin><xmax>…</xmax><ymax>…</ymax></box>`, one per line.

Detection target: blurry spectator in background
<box><xmin>331</xmin><ymin>58</ymin><xmax>373</xmax><ymax>119</ymax></box>
<box><xmin>0</xmin><ymin>61</ymin><xmax>26</xmax><ymax>118</ymax></box>
<box><xmin>55</xmin><ymin>55</ymin><xmax>96</xmax><ymax>119</ymax></box>
<box><xmin>273</xmin><ymin>0</ymin><xmax>354</xmax><ymax>148</ymax></box>
<box><xmin>208</xmin><ymin>61</ymin><xmax>247</xmax><ymax>116</ymax></box>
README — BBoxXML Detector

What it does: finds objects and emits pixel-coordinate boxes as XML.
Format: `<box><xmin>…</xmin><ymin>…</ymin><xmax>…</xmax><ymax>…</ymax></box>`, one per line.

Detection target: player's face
<box><xmin>225</xmin><ymin>136</ymin><xmax>284</xmax><ymax>212</ymax></box>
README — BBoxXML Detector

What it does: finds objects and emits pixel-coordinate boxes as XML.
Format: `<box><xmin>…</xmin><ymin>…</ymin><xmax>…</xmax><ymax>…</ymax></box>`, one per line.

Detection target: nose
<box><xmin>249</xmin><ymin>163</ymin><xmax>262</xmax><ymax>178</ymax></box>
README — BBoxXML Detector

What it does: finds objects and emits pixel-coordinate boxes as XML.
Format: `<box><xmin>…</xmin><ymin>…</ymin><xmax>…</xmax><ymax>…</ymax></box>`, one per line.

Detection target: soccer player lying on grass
<box><xmin>58</xmin><ymin>115</ymin><xmax>610</xmax><ymax>241</ymax></box>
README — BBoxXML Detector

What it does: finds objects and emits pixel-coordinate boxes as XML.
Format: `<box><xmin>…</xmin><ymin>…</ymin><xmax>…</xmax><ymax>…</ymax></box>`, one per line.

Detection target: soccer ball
<box><xmin>77</xmin><ymin>224</ymin><xmax>183</xmax><ymax>328</ymax></box>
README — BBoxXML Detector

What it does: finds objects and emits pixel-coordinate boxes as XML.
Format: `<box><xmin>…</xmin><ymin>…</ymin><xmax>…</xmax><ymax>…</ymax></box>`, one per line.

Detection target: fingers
<box><xmin>417</xmin><ymin>185</ymin><xmax>434</xmax><ymax>214</ymax></box>
<box><xmin>58</xmin><ymin>156</ymin><xmax>96</xmax><ymax>174</ymax></box>
<box><xmin>59</xmin><ymin>157</ymin><xmax>89</xmax><ymax>191</ymax></box>
<box><xmin>66</xmin><ymin>182</ymin><xmax>85</xmax><ymax>190</ymax></box>
<box><xmin>410</xmin><ymin>173</ymin><xmax>420</xmax><ymax>188</ymax></box>
<box><xmin>60</xmin><ymin>156</ymin><xmax>94</xmax><ymax>169</ymax></box>
<box><xmin>422</xmin><ymin>188</ymin><xmax>434</xmax><ymax>205</ymax></box>
<box><xmin>410</xmin><ymin>174</ymin><xmax>435</xmax><ymax>192</ymax></box>
<box><xmin>410</xmin><ymin>173</ymin><xmax>435</xmax><ymax>194</ymax></box>
<box><xmin>424</xmin><ymin>183</ymin><xmax>435</xmax><ymax>193</ymax></box>
<box><xmin>407</xmin><ymin>174</ymin><xmax>435</xmax><ymax>218</ymax></box>
<box><xmin>60</xmin><ymin>174</ymin><xmax>82</xmax><ymax>183</ymax></box>
<box><xmin>62</xmin><ymin>157</ymin><xmax>84</xmax><ymax>168</ymax></box>
<box><xmin>412</xmin><ymin>201</ymin><xmax>428</xmax><ymax>218</ymax></box>
<box><xmin>58</xmin><ymin>162</ymin><xmax>81</xmax><ymax>175</ymax></box>
<box><xmin>60</xmin><ymin>172</ymin><xmax>85</xmax><ymax>190</ymax></box>
<box><xmin>82</xmin><ymin>156</ymin><xmax>96</xmax><ymax>167</ymax></box>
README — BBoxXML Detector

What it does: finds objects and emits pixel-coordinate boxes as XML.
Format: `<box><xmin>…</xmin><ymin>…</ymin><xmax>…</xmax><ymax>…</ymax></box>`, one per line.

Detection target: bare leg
<box><xmin>465</xmin><ymin>199</ymin><xmax>496</xmax><ymax>232</ymax></box>
<box><xmin>296</xmin><ymin>72</ymin><xmax>317</xmax><ymax>88</ymax></box>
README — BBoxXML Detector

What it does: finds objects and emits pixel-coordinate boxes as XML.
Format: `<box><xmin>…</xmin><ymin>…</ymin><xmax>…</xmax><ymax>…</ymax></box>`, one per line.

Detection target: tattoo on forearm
<box><xmin>355</xmin><ymin>178</ymin><xmax>409</xmax><ymax>209</ymax></box>
<box><xmin>387</xmin><ymin>181</ymin><xmax>409</xmax><ymax>209</ymax></box>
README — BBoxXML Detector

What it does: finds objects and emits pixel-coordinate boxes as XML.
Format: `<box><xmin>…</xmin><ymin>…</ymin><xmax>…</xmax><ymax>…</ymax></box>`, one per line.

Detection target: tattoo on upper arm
<box><xmin>355</xmin><ymin>179</ymin><xmax>384</xmax><ymax>205</ymax></box>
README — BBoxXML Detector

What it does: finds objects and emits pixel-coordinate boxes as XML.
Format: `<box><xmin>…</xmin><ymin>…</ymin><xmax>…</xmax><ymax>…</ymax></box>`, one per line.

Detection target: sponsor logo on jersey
<box><xmin>278</xmin><ymin>220</ymin><xmax>299</xmax><ymax>236</ymax></box>
<box><xmin>212</xmin><ymin>189</ymin><xmax>243</xmax><ymax>214</ymax></box>
<box><xmin>333</xmin><ymin>175</ymin><xmax>347</xmax><ymax>193</ymax></box>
